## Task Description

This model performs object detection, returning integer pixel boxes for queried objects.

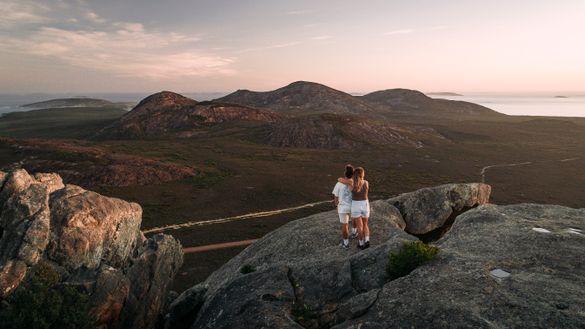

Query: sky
[0,0,584,94]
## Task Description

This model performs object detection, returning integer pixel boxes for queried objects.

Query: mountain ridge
[96,91,282,139]
[215,81,377,115]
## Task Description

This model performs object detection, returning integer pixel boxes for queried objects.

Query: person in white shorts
[350,167,371,250]
[332,165,354,249]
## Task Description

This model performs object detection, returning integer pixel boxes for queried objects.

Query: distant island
[22,97,134,110]
[554,95,569,98]
[426,92,464,96]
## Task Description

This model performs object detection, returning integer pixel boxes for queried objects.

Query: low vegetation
[0,262,95,329]
[291,303,320,327]
[387,240,440,280]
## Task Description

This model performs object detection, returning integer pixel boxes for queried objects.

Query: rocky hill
[165,183,585,329]
[22,98,119,109]
[92,85,503,147]
[265,113,446,149]
[361,89,502,118]
[0,169,183,329]
[97,91,282,139]
[215,81,376,115]
[216,82,502,119]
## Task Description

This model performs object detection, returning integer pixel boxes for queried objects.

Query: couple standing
[332,164,370,250]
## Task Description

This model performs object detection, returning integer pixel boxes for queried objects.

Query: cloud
[384,29,414,36]
[0,0,51,28]
[265,41,301,49]
[3,23,235,79]
[85,11,106,23]
[238,41,301,53]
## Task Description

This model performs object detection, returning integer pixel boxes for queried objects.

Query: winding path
[143,200,331,234]
[183,239,258,254]
[480,157,581,183]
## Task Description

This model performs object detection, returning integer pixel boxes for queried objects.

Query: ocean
[435,93,585,117]
[0,92,584,117]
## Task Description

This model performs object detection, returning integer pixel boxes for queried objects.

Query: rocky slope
[361,89,502,118]
[97,91,281,139]
[0,169,183,329]
[265,113,447,149]
[165,183,585,329]
[215,81,376,115]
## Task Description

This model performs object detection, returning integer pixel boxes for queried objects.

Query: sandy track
[183,239,258,254]
[480,157,581,183]
[143,200,331,234]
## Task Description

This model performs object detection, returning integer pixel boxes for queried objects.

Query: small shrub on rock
[240,264,256,274]
[291,303,319,326]
[0,262,95,329]
[387,240,439,280]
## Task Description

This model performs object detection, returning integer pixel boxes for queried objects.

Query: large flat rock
[335,204,585,328]
[167,190,585,328]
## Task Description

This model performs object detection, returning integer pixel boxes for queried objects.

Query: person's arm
[332,184,340,207]
[338,178,353,186]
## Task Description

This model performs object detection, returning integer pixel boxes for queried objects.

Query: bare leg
[354,217,364,243]
[363,217,370,242]
[342,223,349,239]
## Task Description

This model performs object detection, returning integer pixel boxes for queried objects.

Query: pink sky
[0,0,584,94]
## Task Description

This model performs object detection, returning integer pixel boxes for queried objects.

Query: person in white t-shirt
[332,164,354,249]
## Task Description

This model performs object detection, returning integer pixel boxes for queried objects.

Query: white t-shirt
[332,182,352,214]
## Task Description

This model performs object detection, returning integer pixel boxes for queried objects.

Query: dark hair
[345,164,354,178]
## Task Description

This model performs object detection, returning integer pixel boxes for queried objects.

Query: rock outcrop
[0,169,183,329]
[166,183,585,329]
[389,183,491,236]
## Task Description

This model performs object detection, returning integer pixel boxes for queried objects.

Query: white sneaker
[339,241,350,249]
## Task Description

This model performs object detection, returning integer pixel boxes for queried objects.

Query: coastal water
[437,94,585,117]
[0,92,584,117]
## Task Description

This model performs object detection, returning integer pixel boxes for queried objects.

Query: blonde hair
[352,167,365,192]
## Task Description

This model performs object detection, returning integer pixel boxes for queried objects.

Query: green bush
[0,262,95,329]
[240,264,256,274]
[386,240,440,280]
[291,303,319,324]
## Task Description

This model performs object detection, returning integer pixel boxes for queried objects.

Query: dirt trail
[143,200,331,234]
[480,157,581,183]
[183,239,257,254]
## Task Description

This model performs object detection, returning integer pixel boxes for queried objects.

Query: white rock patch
[490,269,511,280]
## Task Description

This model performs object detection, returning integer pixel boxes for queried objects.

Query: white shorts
[338,213,350,224]
[351,200,370,218]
